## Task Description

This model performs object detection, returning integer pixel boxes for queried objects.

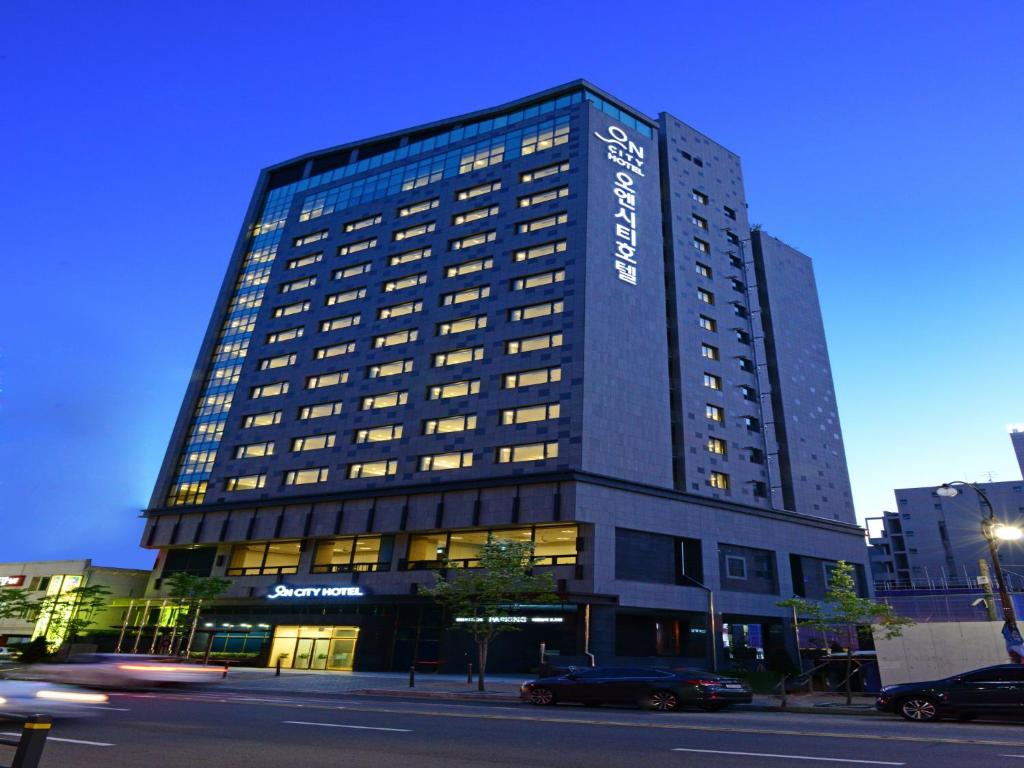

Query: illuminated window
[709,471,730,490]
[506,332,562,354]
[450,230,496,251]
[285,467,330,485]
[259,353,296,370]
[235,441,274,459]
[453,205,499,226]
[373,328,418,348]
[433,346,484,367]
[509,300,563,321]
[338,237,377,256]
[355,424,403,444]
[227,541,300,575]
[280,275,317,293]
[703,373,722,390]
[293,230,328,247]
[512,269,565,291]
[424,414,477,434]
[521,161,569,183]
[521,123,569,155]
[437,314,487,335]
[503,367,561,389]
[266,327,303,344]
[291,433,336,452]
[517,212,567,234]
[273,300,310,318]
[514,240,566,262]
[441,284,490,306]
[496,441,559,463]
[428,379,480,400]
[320,314,361,333]
[458,143,504,174]
[707,437,727,455]
[242,410,282,428]
[398,198,439,217]
[384,272,428,292]
[344,214,382,233]
[306,371,349,389]
[420,451,473,471]
[693,238,710,253]
[692,214,709,230]
[299,401,343,420]
[225,474,267,492]
[500,402,560,425]
[697,288,714,305]
[333,261,372,280]
[348,460,398,479]
[367,358,414,378]
[315,341,356,359]
[390,246,431,266]
[518,186,569,208]
[326,287,367,306]
[250,381,289,399]
[287,252,323,270]
[360,390,409,410]
[313,535,388,573]
[378,300,423,320]
[446,257,493,278]
[695,262,712,278]
[456,180,501,200]
[706,404,724,422]
[701,344,719,361]
[691,189,708,205]
[699,315,717,332]
[393,222,435,241]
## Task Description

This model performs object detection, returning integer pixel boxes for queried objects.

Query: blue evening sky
[1,1,1021,568]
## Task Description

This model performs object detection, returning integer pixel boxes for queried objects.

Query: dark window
[719,544,778,594]
[162,546,217,577]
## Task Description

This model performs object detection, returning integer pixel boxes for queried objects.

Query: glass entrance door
[269,625,359,671]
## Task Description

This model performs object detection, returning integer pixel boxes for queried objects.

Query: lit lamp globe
[935,484,959,498]
[994,525,1024,542]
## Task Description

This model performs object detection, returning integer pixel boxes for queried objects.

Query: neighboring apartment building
[140,81,866,672]
[0,560,149,648]
[868,429,1024,587]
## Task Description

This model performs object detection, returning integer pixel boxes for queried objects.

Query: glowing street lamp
[937,481,1022,659]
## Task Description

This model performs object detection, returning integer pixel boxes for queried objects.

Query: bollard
[276,657,282,677]
[409,665,415,688]
[466,662,473,685]
[222,663,229,679]
[11,714,51,768]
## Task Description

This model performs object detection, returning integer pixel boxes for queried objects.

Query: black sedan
[520,666,752,711]
[876,664,1024,721]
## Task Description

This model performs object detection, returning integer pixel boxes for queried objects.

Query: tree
[779,561,912,704]
[35,584,112,652]
[163,572,232,656]
[0,589,33,621]
[419,536,557,691]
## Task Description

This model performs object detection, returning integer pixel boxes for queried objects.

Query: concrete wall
[873,621,1007,686]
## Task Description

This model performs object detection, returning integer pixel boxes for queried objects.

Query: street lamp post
[936,481,1022,658]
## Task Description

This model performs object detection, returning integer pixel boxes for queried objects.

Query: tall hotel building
[143,81,866,671]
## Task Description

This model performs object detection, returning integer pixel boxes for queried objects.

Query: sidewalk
[218,668,882,714]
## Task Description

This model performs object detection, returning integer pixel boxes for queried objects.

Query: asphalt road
[7,690,1024,768]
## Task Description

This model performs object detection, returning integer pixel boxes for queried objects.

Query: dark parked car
[876,664,1024,721]
[520,666,752,711]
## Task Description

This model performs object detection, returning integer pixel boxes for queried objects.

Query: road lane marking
[284,720,411,733]
[672,748,903,765]
[1,732,113,747]
[92,706,131,711]
[107,692,1024,748]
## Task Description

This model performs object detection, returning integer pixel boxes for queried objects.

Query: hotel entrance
[268,626,359,671]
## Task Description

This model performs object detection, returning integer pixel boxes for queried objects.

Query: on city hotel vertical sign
[593,124,646,286]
